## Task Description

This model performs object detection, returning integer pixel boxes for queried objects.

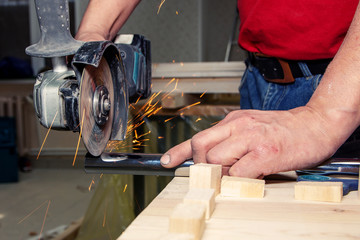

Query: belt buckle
[266,59,295,84]
[252,53,295,84]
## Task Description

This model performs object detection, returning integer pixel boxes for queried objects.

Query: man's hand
[160,106,344,178]
[75,32,107,42]
[75,0,140,42]
[160,2,360,178]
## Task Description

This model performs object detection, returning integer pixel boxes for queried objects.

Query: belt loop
[298,62,312,77]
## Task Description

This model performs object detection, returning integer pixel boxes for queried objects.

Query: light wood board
[118,177,360,240]
[151,62,245,94]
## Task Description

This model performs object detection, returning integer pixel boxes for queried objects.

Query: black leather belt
[248,52,332,84]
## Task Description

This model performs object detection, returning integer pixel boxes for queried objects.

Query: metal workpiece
[85,153,194,176]
[26,0,83,58]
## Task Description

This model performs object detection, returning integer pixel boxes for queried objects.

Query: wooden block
[295,181,343,203]
[169,203,206,240]
[189,163,221,195]
[183,188,215,219]
[220,176,265,198]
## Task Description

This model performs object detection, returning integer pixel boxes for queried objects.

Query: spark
[161,79,179,100]
[148,106,163,117]
[73,108,85,166]
[195,117,202,122]
[158,136,164,139]
[176,11,179,15]
[105,76,184,152]
[123,184,128,193]
[200,90,207,98]
[18,200,48,224]
[165,78,176,87]
[103,200,108,227]
[134,197,142,213]
[37,111,58,160]
[165,116,177,123]
[157,0,166,14]
[211,120,221,126]
[100,173,103,178]
[134,95,142,105]
[134,129,138,139]
[177,101,201,112]
[136,130,151,139]
[39,200,51,240]
[89,176,95,191]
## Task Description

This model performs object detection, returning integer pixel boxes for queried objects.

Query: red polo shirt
[238,0,358,60]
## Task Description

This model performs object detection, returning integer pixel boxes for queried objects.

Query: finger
[228,151,270,178]
[160,139,192,168]
[191,124,232,164]
[206,136,249,166]
[222,166,231,176]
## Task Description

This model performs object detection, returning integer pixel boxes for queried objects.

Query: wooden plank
[151,62,245,94]
[220,176,265,198]
[295,181,343,203]
[151,77,241,94]
[118,177,360,240]
[152,62,245,78]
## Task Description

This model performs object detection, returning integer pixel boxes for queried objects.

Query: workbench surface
[118,177,360,240]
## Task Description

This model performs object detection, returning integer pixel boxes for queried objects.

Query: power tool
[26,0,151,157]
[26,0,192,175]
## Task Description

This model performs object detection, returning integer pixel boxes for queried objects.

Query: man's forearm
[76,0,141,41]
[306,2,360,148]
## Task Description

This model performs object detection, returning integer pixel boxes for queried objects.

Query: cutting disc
[80,58,114,156]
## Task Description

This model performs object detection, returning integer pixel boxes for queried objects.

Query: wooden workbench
[118,176,360,240]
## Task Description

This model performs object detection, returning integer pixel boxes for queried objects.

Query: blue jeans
[239,61,323,110]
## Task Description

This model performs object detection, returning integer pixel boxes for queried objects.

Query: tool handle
[26,0,82,58]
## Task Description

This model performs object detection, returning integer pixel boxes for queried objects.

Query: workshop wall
[118,0,245,62]
[1,0,245,76]
[117,0,243,62]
